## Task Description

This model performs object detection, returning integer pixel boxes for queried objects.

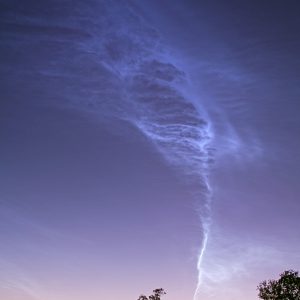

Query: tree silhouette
[137,288,166,300]
[257,270,300,299]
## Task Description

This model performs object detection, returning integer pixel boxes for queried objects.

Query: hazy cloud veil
[2,1,300,299]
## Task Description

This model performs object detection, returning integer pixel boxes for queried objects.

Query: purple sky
[1,1,300,299]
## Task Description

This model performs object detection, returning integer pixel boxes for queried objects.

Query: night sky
[1,1,300,300]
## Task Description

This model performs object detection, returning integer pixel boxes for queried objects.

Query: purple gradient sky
[1,1,300,300]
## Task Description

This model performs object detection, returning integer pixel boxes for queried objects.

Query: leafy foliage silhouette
[257,270,300,300]
[137,288,166,300]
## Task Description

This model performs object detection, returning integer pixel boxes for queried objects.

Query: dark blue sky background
[1,1,300,299]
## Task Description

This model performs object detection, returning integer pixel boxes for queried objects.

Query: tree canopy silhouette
[257,270,300,299]
[137,288,166,300]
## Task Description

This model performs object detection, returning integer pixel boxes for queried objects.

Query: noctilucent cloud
[1,1,300,299]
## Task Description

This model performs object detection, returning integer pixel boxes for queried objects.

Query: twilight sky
[1,1,300,300]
